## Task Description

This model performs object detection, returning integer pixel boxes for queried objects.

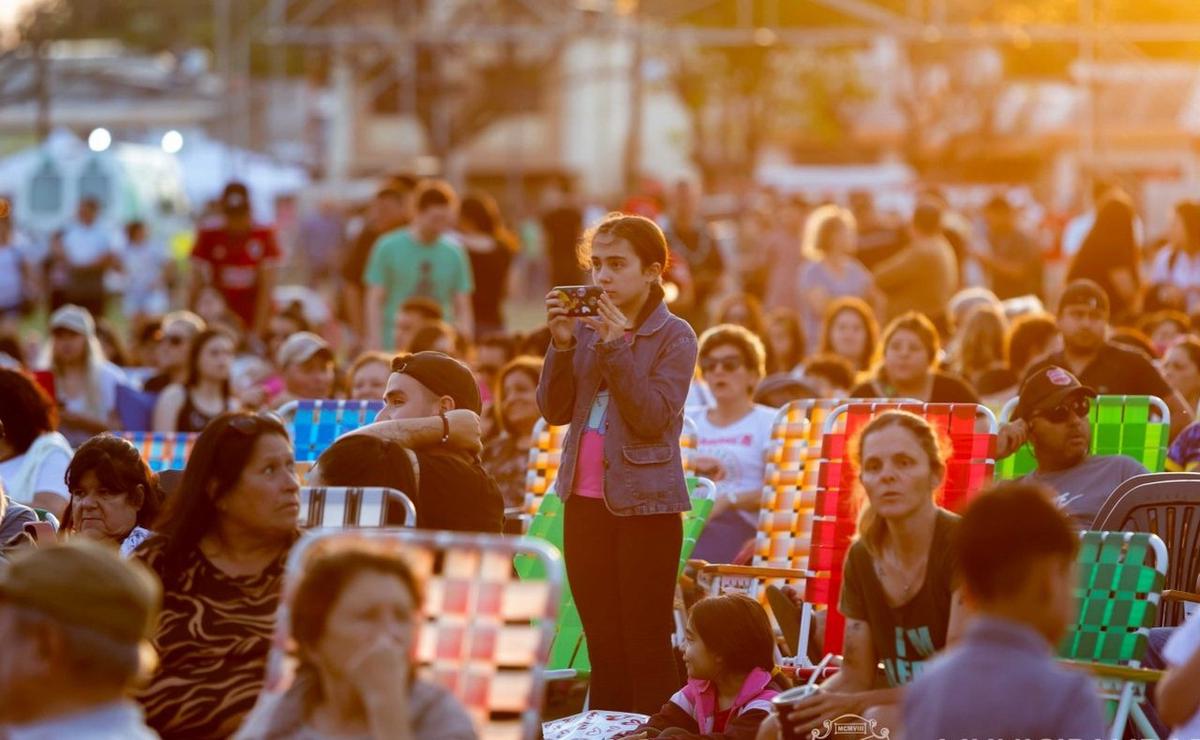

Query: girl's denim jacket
[536,295,698,516]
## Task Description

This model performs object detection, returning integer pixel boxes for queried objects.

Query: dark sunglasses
[700,356,746,374]
[162,334,188,346]
[1035,396,1091,424]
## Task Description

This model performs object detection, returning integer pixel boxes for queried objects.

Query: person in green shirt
[364,180,474,349]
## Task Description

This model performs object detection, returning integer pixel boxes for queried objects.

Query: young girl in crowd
[619,594,784,739]
[481,356,543,509]
[819,297,879,377]
[763,308,806,375]
[347,350,393,401]
[152,328,237,433]
[851,311,978,403]
[538,213,698,714]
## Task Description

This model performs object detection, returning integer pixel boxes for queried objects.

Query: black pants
[564,495,682,714]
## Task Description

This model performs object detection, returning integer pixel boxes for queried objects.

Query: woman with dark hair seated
[236,547,476,739]
[0,367,73,518]
[481,356,543,509]
[136,412,301,739]
[61,434,163,555]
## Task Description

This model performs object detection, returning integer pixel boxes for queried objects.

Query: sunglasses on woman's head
[1034,396,1091,424]
[700,356,745,374]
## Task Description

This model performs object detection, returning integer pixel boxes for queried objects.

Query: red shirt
[191,224,280,327]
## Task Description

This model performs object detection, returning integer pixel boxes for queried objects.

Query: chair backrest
[752,399,924,585]
[813,402,996,655]
[287,399,386,462]
[997,395,1170,479]
[1091,474,1200,626]
[523,419,568,519]
[267,529,562,740]
[1061,531,1166,667]
[298,486,417,528]
[119,431,199,472]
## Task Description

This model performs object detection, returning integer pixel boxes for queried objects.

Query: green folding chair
[997,395,1169,479]
[515,476,716,682]
[1060,530,1167,740]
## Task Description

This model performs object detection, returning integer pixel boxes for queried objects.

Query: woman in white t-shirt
[690,324,777,564]
[0,367,73,518]
[37,304,127,447]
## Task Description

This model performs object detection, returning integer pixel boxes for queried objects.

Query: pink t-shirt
[573,389,609,499]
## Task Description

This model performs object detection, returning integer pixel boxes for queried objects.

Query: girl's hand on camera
[545,290,575,349]
[583,292,628,344]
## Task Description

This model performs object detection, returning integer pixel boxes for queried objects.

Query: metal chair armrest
[1059,659,1164,684]
[1163,589,1200,604]
[698,563,815,580]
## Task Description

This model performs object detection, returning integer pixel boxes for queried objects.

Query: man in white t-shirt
[60,198,118,316]
[689,324,777,563]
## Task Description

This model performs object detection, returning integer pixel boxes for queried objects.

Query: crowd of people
[5,168,1200,739]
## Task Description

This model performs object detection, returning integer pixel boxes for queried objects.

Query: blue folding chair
[280,399,386,461]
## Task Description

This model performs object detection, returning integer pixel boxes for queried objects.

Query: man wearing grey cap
[271,331,336,408]
[0,539,161,738]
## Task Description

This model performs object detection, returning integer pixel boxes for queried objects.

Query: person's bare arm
[783,618,905,736]
[345,283,365,346]
[454,293,474,341]
[348,409,482,455]
[1167,391,1194,441]
[365,285,386,350]
[58,410,112,436]
[189,258,212,309]
[970,247,1026,280]
[31,492,67,520]
[254,264,277,337]
[152,385,186,432]
[1158,636,1200,726]
[944,588,971,646]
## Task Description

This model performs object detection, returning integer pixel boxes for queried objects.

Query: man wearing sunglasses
[1015,366,1148,528]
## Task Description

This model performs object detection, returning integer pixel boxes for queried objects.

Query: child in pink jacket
[618,594,786,739]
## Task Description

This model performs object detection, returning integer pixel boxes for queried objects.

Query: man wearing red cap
[1015,365,1148,528]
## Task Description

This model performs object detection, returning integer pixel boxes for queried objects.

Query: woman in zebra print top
[136,412,301,739]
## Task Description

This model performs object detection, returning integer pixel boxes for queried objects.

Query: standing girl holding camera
[538,213,699,714]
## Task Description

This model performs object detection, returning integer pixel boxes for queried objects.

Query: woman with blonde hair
[797,204,882,353]
[37,304,127,445]
[772,410,967,737]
